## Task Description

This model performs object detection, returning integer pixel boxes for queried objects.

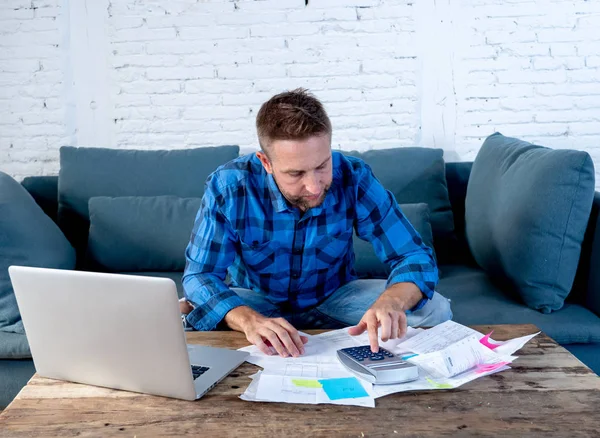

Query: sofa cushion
[58,145,239,266]
[0,359,36,409]
[21,175,59,223]
[444,162,476,266]
[87,196,201,272]
[0,172,76,337]
[344,148,455,262]
[438,264,600,345]
[353,203,435,278]
[465,132,595,313]
[0,331,30,359]
[563,344,600,376]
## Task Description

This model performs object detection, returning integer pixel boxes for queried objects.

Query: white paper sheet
[239,371,262,402]
[237,322,539,406]
[493,332,540,356]
[397,320,481,354]
[254,364,376,408]
[239,334,343,368]
[371,363,511,398]
[240,364,376,407]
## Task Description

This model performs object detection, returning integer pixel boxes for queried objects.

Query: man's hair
[256,88,332,155]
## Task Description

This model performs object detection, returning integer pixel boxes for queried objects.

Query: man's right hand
[224,306,308,358]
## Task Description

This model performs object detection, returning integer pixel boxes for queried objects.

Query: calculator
[336,345,419,385]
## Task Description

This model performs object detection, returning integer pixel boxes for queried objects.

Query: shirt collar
[266,173,291,213]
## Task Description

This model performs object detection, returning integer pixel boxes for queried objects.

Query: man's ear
[256,151,273,174]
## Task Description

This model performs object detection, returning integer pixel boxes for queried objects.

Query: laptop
[8,266,248,401]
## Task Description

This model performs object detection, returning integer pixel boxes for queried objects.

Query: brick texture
[455,0,600,174]
[1,0,599,189]
[0,0,67,178]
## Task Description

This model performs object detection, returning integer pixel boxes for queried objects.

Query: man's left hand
[347,283,423,353]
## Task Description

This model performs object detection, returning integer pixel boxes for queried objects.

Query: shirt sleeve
[354,164,439,311]
[182,178,245,331]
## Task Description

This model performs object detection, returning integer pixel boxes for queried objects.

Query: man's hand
[179,298,194,314]
[225,306,308,358]
[348,283,423,353]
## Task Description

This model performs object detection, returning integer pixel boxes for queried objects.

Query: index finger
[366,312,379,353]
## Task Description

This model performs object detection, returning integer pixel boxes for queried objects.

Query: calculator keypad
[341,345,396,362]
[337,345,419,384]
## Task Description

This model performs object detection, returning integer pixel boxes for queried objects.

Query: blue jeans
[231,279,453,330]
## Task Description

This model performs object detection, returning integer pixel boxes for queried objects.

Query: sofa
[1,132,598,409]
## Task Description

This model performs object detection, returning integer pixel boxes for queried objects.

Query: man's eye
[289,173,302,178]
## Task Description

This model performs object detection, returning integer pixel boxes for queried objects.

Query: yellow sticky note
[292,379,323,388]
[426,377,453,389]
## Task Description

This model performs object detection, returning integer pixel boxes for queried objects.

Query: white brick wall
[1,0,600,189]
[0,0,68,178]
[455,0,600,175]
[107,0,419,154]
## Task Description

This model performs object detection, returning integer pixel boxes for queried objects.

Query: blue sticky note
[318,377,369,400]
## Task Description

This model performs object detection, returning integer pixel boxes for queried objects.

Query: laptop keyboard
[191,365,210,380]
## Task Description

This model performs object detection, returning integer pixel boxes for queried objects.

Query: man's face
[256,134,333,212]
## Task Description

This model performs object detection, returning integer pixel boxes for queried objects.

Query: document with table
[238,321,539,407]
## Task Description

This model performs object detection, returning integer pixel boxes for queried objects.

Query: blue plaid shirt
[183,151,438,331]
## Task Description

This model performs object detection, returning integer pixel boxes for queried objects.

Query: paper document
[241,364,376,407]
[255,372,375,408]
[239,332,343,368]
[405,334,515,379]
[238,321,539,406]
[493,332,540,356]
[397,320,482,354]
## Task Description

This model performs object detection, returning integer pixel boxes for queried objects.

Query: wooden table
[1,324,599,437]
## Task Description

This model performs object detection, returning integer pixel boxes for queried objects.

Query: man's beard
[276,180,332,211]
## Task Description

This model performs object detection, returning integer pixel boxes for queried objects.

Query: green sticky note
[426,377,454,389]
[292,379,322,388]
[318,377,369,400]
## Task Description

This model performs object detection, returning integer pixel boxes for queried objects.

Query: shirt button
[291,273,300,279]
[293,248,302,254]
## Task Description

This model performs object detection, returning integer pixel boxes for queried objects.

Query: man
[181,88,452,358]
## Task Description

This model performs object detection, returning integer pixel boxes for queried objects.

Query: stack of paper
[238,332,380,407]
[238,321,539,407]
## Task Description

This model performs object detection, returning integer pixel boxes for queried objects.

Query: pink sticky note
[475,361,510,374]
[480,330,501,350]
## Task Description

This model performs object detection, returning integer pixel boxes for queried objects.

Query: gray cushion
[21,176,59,223]
[563,344,600,375]
[438,264,600,345]
[0,359,35,409]
[0,331,30,359]
[465,133,595,313]
[344,147,455,241]
[87,196,201,272]
[0,172,75,337]
[353,203,435,278]
[58,145,239,266]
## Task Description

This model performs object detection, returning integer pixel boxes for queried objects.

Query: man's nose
[304,173,321,194]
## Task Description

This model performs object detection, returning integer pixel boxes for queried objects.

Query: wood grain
[1,324,599,438]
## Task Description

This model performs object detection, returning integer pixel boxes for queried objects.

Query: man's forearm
[382,282,424,311]
[224,305,259,332]
[182,272,246,331]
